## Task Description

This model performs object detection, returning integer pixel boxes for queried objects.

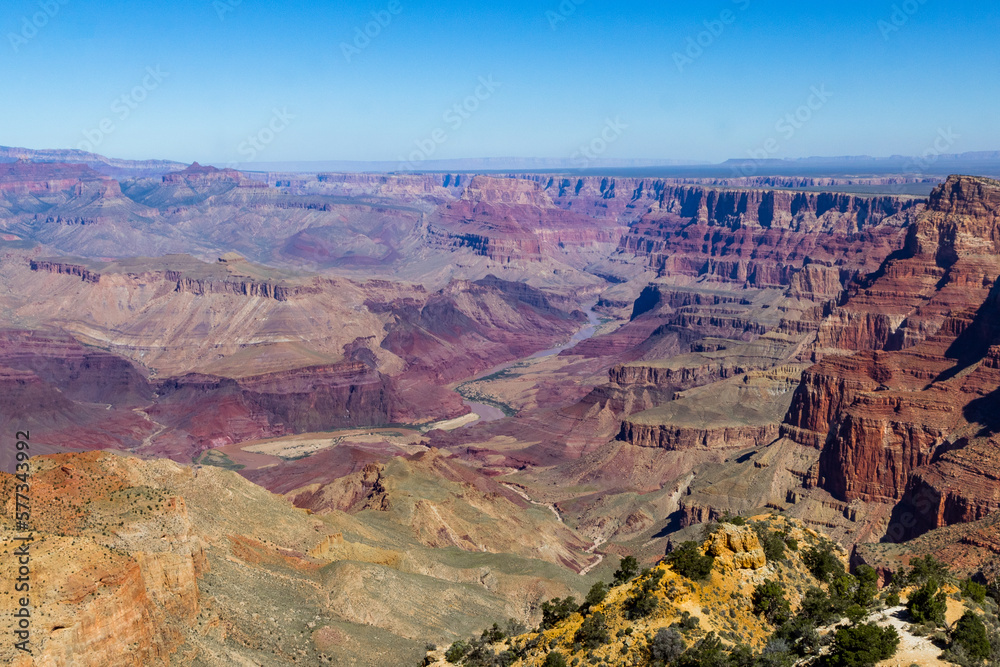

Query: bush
[773,617,821,657]
[613,555,639,585]
[625,569,665,619]
[542,651,568,667]
[884,590,901,607]
[853,565,879,608]
[951,611,991,662]
[573,611,610,650]
[961,578,988,605]
[584,581,608,610]
[649,627,685,665]
[907,579,947,626]
[753,524,786,562]
[803,542,844,583]
[541,597,579,629]
[825,623,899,667]
[672,611,701,633]
[800,587,836,625]
[753,580,791,625]
[905,554,948,586]
[445,640,469,662]
[675,632,729,667]
[481,623,505,643]
[665,541,715,581]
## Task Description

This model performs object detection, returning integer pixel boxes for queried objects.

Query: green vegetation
[752,522,787,563]
[664,541,715,581]
[583,581,608,610]
[752,580,791,626]
[947,611,991,664]
[648,627,685,666]
[823,623,899,667]
[540,597,579,630]
[573,611,610,650]
[624,569,664,620]
[906,578,947,626]
[613,555,639,585]
[802,541,844,583]
[961,578,988,605]
[542,651,568,667]
[194,449,245,471]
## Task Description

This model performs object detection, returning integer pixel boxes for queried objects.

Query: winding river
[460,305,601,425]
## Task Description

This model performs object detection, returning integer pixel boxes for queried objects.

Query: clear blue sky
[2,0,998,164]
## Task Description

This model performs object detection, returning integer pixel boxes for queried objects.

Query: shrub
[785,536,799,551]
[961,578,988,605]
[542,651,568,667]
[753,580,791,625]
[907,579,947,626]
[905,554,948,586]
[825,623,899,667]
[720,513,746,526]
[574,611,610,650]
[951,611,991,662]
[675,632,726,667]
[800,587,836,625]
[541,597,579,629]
[445,640,469,662]
[613,556,639,585]
[584,581,608,610]
[884,590,901,607]
[853,565,879,608]
[625,569,665,619]
[481,623,505,643]
[649,627,685,665]
[803,542,844,583]
[753,524,786,562]
[672,611,701,633]
[665,541,715,581]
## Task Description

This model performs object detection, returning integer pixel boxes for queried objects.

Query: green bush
[905,555,948,586]
[803,542,844,583]
[573,611,610,650]
[752,580,791,625]
[541,597,579,629]
[961,578,988,605]
[584,581,608,610]
[950,611,991,662]
[753,524,786,562]
[445,640,469,662]
[853,565,879,608]
[907,579,947,626]
[665,541,715,581]
[613,555,639,585]
[675,632,726,667]
[625,569,665,619]
[884,590,901,607]
[825,622,899,667]
[542,650,568,667]
[648,627,685,666]
[799,587,836,625]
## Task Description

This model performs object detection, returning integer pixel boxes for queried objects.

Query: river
[460,305,601,426]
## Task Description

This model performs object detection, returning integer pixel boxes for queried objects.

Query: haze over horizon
[3,0,999,167]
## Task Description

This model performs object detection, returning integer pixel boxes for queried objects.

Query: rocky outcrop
[782,176,1000,525]
[703,524,767,571]
[618,422,778,451]
[619,186,919,289]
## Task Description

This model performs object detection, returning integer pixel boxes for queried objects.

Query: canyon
[4,157,1000,665]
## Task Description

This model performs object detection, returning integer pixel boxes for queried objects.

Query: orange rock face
[783,176,1000,537]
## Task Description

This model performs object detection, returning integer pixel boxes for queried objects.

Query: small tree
[826,623,899,667]
[649,627,685,665]
[540,597,579,629]
[675,632,726,667]
[614,555,640,585]
[960,578,988,605]
[753,523,786,562]
[445,640,469,662]
[665,541,715,581]
[803,542,844,583]
[584,581,608,610]
[753,580,791,625]
[905,554,948,586]
[853,565,879,608]
[950,611,991,663]
[542,650,568,667]
[907,578,947,626]
[574,610,610,649]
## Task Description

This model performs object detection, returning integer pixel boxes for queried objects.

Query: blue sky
[2,0,998,164]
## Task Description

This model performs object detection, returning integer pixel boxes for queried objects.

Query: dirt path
[132,403,169,450]
[501,483,563,524]
[873,607,949,667]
